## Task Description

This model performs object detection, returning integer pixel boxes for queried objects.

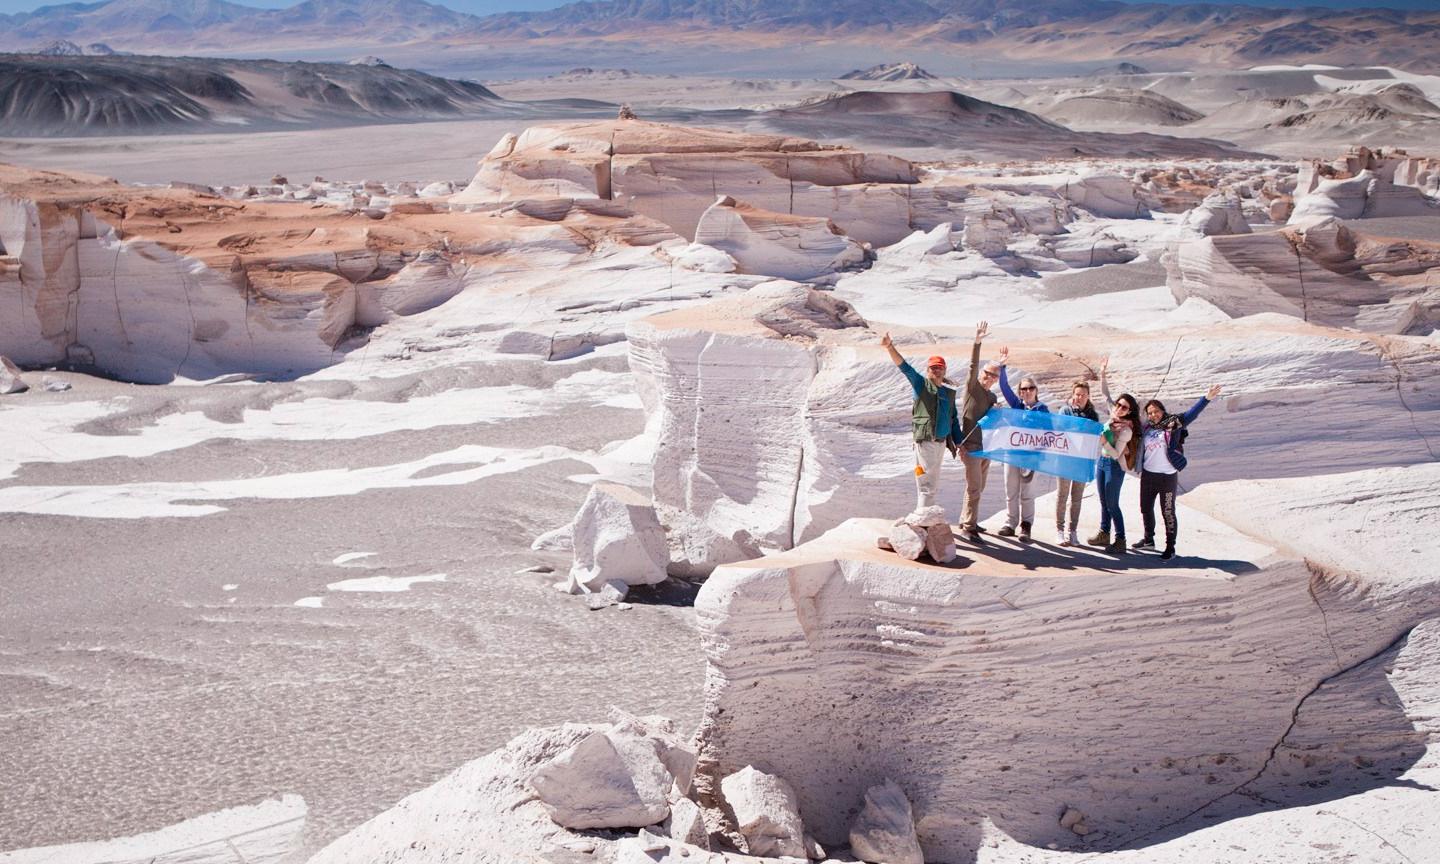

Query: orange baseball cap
[926,355,947,369]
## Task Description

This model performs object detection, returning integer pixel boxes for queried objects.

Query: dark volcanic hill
[0,53,506,136]
[752,90,1267,161]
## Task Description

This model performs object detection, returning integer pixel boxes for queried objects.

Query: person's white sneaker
[1067,528,1080,547]
[1057,527,1071,546]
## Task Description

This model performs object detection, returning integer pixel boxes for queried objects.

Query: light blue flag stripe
[975,408,1106,483]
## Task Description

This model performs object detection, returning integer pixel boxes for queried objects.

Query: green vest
[912,381,949,442]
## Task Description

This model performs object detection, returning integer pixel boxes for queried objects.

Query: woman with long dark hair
[1135,384,1223,559]
[1093,357,1142,554]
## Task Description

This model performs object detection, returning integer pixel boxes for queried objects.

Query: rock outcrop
[1166,217,1440,333]
[1290,146,1440,223]
[692,463,1440,860]
[0,164,682,383]
[452,119,952,246]
[631,279,1440,574]
[693,195,866,280]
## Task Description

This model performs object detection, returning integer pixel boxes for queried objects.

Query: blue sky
[2,0,1439,16]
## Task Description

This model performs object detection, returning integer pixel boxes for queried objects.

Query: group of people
[881,323,1222,560]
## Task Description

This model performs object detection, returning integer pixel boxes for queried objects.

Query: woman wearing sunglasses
[1093,356,1143,554]
[994,347,1048,542]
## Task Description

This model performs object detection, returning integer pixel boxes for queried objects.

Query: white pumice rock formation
[694,195,867,281]
[452,120,966,246]
[565,482,670,592]
[1290,147,1440,223]
[719,765,808,858]
[692,458,1440,861]
[848,779,924,864]
[1166,217,1440,333]
[0,164,729,383]
[630,283,1440,573]
[957,171,1147,220]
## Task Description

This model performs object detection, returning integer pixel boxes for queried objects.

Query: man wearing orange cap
[882,331,961,510]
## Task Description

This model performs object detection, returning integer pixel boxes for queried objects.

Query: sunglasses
[1018,385,1036,391]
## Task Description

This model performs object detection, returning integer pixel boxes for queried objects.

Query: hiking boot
[962,526,984,543]
[1019,521,1032,541]
[997,525,1016,537]
[1088,530,1110,547]
[1161,545,1176,561]
[1106,534,1127,555]
[1057,526,1070,546]
[1132,537,1155,549]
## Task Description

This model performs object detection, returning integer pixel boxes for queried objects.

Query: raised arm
[881,331,904,366]
[1178,384,1223,426]
[996,346,1022,408]
[968,321,988,381]
[883,331,924,393]
[1098,355,1116,410]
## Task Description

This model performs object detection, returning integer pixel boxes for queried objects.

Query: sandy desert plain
[3,12,1440,864]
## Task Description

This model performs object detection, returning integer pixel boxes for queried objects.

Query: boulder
[1179,191,1251,238]
[530,729,672,830]
[719,765,807,858]
[661,797,709,848]
[0,355,28,394]
[569,483,670,592]
[887,522,927,561]
[923,522,957,564]
[848,779,924,864]
[693,195,866,281]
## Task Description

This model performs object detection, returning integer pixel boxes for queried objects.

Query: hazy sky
[0,1,568,13]
[2,0,1439,16]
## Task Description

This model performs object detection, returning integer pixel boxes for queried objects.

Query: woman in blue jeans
[1091,356,1142,553]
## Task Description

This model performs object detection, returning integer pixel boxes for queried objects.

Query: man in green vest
[882,331,962,511]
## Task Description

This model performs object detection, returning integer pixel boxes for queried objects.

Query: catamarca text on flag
[974,408,1105,483]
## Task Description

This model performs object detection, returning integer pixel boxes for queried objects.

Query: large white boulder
[849,779,924,864]
[568,482,670,592]
[719,765,807,858]
[530,728,673,830]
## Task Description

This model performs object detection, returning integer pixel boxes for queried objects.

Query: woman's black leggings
[1140,470,1178,546]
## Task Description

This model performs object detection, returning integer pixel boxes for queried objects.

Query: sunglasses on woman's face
[1019,386,1036,391]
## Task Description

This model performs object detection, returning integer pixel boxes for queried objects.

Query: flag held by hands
[975,409,1104,483]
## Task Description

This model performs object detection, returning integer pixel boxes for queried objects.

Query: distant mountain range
[0,53,508,135]
[3,0,1440,71]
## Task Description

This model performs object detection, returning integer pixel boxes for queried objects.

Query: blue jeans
[1096,457,1126,536]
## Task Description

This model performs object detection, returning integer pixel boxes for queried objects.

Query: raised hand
[997,345,1010,366]
[1207,383,1224,400]
[881,331,893,349]
[975,320,989,342]
[1099,354,1109,374]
